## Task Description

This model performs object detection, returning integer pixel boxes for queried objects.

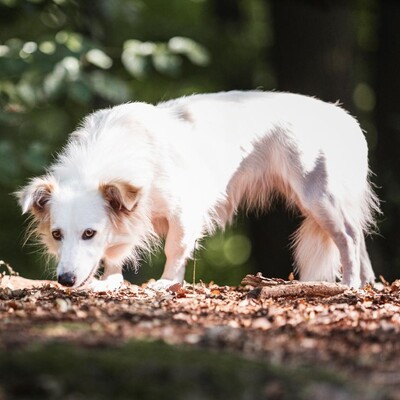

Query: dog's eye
[52,230,63,241]
[82,229,96,240]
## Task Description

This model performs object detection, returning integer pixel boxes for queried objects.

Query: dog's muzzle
[58,272,76,287]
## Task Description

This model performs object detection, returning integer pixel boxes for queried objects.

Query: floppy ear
[100,181,140,215]
[16,177,54,216]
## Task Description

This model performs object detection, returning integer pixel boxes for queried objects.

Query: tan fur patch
[100,181,140,222]
[30,182,54,217]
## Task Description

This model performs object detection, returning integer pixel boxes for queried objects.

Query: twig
[0,260,19,277]
[242,273,348,298]
[192,239,197,291]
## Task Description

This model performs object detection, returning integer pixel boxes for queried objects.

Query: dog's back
[160,91,373,217]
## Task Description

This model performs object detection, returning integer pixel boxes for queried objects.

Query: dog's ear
[100,181,140,215]
[16,177,54,216]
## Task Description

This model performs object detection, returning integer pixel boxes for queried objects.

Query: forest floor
[1,267,400,400]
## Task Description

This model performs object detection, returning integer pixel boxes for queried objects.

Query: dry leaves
[1,274,400,392]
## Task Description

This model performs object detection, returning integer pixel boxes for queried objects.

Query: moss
[0,340,379,400]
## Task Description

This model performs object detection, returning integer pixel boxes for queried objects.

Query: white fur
[17,91,380,290]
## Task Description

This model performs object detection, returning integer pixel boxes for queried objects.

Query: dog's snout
[58,272,76,287]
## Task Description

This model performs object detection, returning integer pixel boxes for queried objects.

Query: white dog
[17,91,380,291]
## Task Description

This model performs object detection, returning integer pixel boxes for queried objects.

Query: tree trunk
[248,0,357,279]
[271,0,356,109]
[375,0,400,282]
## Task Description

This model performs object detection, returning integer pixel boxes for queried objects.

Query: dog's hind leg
[290,148,370,288]
[294,193,363,287]
[292,215,341,283]
[359,233,375,286]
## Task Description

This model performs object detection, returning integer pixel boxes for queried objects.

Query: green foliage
[1,0,273,281]
[0,0,212,184]
[0,2,211,97]
[1,0,393,284]
[122,37,209,79]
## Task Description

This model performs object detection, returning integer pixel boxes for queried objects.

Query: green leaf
[87,71,131,103]
[122,40,154,79]
[43,63,67,99]
[152,46,182,76]
[85,49,113,70]
[168,36,210,66]
[43,56,80,99]
[16,80,38,107]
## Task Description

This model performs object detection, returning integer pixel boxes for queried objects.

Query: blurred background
[0,0,398,286]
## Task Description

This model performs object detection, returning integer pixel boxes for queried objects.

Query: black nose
[58,272,76,287]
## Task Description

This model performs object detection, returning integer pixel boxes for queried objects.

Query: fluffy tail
[292,216,341,282]
[360,174,381,235]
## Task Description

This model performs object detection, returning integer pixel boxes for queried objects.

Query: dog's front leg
[151,217,199,290]
[89,262,123,292]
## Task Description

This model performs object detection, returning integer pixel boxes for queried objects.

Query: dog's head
[17,177,139,288]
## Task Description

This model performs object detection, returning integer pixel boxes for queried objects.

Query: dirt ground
[1,269,400,399]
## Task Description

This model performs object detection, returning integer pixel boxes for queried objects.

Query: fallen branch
[0,275,56,290]
[241,273,348,298]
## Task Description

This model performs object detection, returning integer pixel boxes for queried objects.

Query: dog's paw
[89,274,123,292]
[361,274,376,288]
[147,278,179,292]
[341,276,362,289]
